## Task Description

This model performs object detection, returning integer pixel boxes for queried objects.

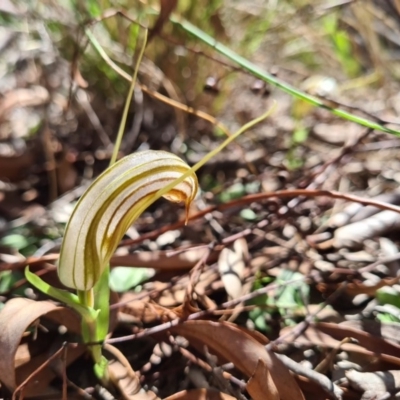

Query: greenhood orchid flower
[58,150,198,291]
[24,105,273,386]
[24,149,198,384]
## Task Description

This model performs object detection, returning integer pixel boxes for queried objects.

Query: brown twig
[275,353,343,400]
[13,342,71,400]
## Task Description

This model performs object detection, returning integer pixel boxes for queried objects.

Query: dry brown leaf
[164,388,237,400]
[247,359,279,400]
[172,320,305,400]
[0,298,82,397]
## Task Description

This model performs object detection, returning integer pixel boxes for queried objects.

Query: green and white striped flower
[58,150,198,290]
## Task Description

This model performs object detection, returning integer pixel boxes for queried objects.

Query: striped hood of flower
[58,150,198,290]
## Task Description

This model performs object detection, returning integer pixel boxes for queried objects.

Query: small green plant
[25,149,199,382]
[248,270,309,331]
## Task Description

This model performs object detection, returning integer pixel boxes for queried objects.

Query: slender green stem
[77,289,102,365]
[85,27,148,166]
[170,16,400,137]
[90,342,104,366]
[109,27,148,166]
